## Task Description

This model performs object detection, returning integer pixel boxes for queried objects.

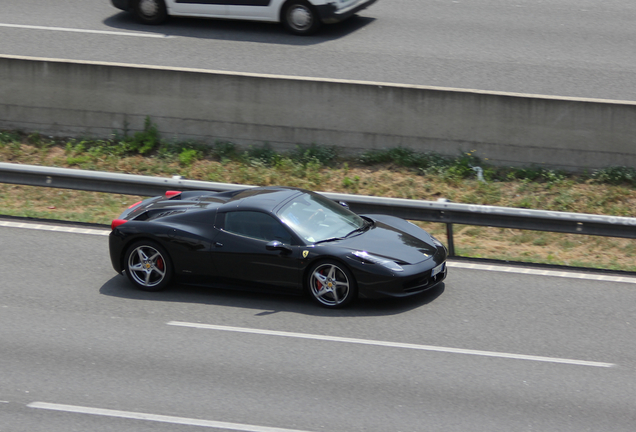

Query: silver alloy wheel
[287,4,313,32]
[127,244,166,288]
[138,0,159,18]
[309,263,351,307]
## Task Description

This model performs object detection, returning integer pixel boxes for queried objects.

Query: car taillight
[128,200,143,209]
[111,219,128,230]
[165,191,182,199]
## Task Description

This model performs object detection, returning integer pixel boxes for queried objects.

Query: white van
[111,0,377,35]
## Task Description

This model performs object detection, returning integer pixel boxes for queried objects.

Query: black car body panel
[109,186,447,301]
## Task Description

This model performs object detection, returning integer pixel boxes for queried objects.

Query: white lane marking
[447,261,636,284]
[28,402,311,432]
[0,23,171,38]
[0,220,109,236]
[167,321,615,368]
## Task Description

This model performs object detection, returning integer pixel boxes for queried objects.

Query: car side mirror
[266,240,292,253]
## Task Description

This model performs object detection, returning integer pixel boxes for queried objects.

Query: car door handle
[215,242,223,248]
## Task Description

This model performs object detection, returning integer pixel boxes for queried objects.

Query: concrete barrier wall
[2,55,635,171]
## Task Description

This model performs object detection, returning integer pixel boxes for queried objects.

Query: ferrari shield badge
[302,250,309,258]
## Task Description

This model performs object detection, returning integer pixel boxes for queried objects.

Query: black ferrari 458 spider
[109,186,447,308]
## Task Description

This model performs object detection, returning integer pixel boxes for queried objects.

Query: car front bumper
[316,0,378,24]
[351,247,448,299]
[358,263,447,299]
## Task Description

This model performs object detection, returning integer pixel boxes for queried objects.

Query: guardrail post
[446,223,455,257]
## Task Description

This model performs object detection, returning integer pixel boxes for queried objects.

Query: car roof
[215,186,305,213]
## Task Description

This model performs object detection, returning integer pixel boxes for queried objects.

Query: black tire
[306,260,357,308]
[124,240,173,291]
[134,0,168,25]
[282,1,321,35]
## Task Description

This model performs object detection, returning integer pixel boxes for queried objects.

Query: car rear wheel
[282,1,321,35]
[134,0,167,25]
[124,240,172,291]
[307,260,357,308]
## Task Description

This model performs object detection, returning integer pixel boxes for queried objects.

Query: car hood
[333,215,438,265]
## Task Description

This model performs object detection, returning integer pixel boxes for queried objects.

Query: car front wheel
[134,0,167,25]
[124,240,172,291]
[282,1,321,35]
[307,260,357,308]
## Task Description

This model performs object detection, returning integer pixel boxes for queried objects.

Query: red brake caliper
[316,269,323,289]
[156,258,164,271]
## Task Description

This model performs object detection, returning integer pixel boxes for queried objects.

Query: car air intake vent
[149,210,186,220]
[133,211,150,221]
[403,276,430,292]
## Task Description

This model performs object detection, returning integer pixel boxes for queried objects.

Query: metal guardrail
[1,162,636,256]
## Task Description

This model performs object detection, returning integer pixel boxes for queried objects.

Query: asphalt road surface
[1,0,636,101]
[1,221,635,431]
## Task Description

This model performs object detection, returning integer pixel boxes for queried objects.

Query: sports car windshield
[278,193,366,244]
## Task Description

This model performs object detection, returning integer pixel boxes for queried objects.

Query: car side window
[224,211,293,244]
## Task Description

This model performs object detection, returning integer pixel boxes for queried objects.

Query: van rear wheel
[134,0,167,25]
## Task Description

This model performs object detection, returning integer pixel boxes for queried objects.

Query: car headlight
[352,251,404,272]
